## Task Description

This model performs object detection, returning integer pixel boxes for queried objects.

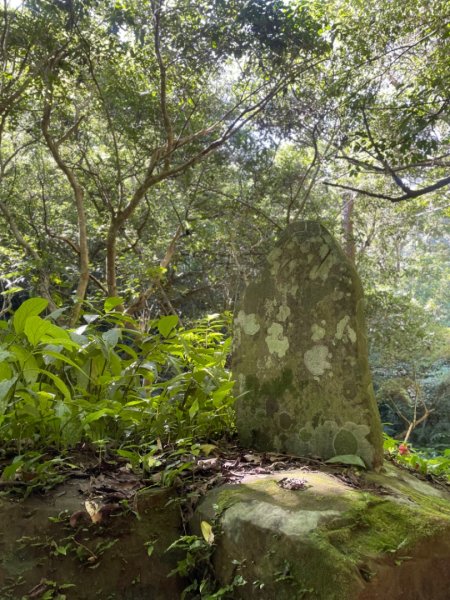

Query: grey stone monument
[232,221,383,469]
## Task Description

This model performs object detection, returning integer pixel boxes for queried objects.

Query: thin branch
[323,174,450,202]
[152,0,173,169]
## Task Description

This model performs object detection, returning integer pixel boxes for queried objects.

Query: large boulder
[233,221,383,468]
[193,464,450,600]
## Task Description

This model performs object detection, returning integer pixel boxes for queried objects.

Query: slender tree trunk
[72,189,90,325]
[106,218,122,298]
[342,193,356,262]
[42,101,90,325]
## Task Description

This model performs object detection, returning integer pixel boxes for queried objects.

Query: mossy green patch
[194,466,450,599]
[322,493,447,560]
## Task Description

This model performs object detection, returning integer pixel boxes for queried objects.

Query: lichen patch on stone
[336,316,350,340]
[236,310,260,336]
[276,304,291,322]
[311,323,326,341]
[265,323,289,358]
[304,345,331,376]
[347,326,356,343]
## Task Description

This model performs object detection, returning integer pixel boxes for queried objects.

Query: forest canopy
[0,0,447,323]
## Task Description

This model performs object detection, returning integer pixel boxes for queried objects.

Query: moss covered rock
[193,464,450,600]
[232,221,383,468]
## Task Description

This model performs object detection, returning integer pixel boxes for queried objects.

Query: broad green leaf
[104,297,123,312]
[84,408,115,423]
[1,286,23,296]
[326,454,366,468]
[102,328,120,349]
[43,337,79,350]
[199,444,217,456]
[38,368,71,400]
[2,459,24,480]
[189,399,199,419]
[24,316,72,347]
[24,316,53,346]
[13,297,48,334]
[109,350,123,376]
[157,315,178,338]
[117,343,138,360]
[146,456,162,469]
[200,521,214,545]
[43,350,87,376]
[0,377,16,414]
[10,345,39,383]
[116,449,140,462]
[0,361,12,379]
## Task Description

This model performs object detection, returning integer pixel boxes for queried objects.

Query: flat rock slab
[193,464,450,600]
[0,481,184,599]
[233,221,383,468]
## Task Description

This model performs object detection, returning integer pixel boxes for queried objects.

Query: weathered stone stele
[232,221,383,468]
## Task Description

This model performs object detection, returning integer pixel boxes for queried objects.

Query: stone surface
[193,464,450,600]
[0,481,185,599]
[233,221,383,468]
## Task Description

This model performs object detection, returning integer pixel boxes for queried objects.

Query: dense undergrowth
[0,298,235,487]
[0,297,449,492]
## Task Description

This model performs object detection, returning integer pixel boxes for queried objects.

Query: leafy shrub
[384,434,450,481]
[0,298,235,462]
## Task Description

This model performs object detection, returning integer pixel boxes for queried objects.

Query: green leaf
[188,399,199,419]
[0,357,12,379]
[104,297,123,312]
[84,408,115,423]
[13,297,48,334]
[200,520,214,545]
[25,316,72,347]
[102,328,120,349]
[326,454,367,468]
[10,344,39,383]
[2,458,24,480]
[145,456,162,469]
[47,307,68,321]
[43,350,87,377]
[199,444,217,456]
[157,315,178,338]
[38,369,71,400]
[24,316,53,346]
[0,377,16,415]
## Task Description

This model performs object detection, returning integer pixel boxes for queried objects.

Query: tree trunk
[42,102,90,325]
[342,193,356,263]
[106,219,121,298]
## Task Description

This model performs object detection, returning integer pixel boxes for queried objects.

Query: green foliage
[0,298,235,471]
[365,290,438,367]
[325,454,366,469]
[384,434,450,481]
[167,530,246,599]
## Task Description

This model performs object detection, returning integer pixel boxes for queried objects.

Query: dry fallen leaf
[243,453,260,464]
[69,510,88,528]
